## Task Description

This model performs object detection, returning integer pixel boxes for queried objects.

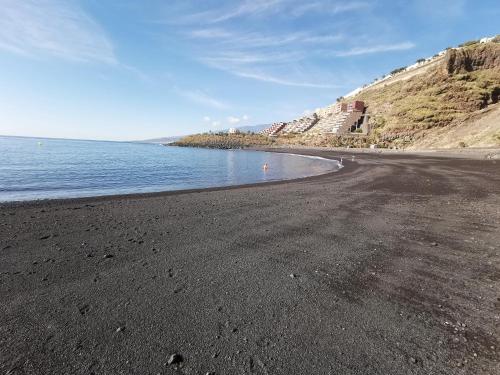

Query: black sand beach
[1,149,499,374]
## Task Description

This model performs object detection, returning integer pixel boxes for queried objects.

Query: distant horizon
[0,133,188,143]
[0,121,268,142]
[1,0,498,141]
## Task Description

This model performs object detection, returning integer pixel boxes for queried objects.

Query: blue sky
[0,0,498,141]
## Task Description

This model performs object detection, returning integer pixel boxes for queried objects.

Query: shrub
[416,58,426,63]
[390,67,406,75]
[459,40,479,47]
[493,35,500,43]
[458,141,467,148]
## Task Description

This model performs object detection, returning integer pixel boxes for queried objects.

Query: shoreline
[0,148,347,208]
[3,145,498,208]
[254,145,500,160]
[1,148,499,374]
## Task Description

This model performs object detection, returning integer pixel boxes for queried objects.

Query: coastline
[3,145,498,208]
[0,149,345,208]
[1,148,499,374]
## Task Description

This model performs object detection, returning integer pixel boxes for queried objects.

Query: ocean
[0,136,340,202]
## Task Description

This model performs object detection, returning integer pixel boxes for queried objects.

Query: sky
[0,0,498,141]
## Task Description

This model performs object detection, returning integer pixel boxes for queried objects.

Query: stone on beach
[167,353,183,365]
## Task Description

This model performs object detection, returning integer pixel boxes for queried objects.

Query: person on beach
[263,163,269,171]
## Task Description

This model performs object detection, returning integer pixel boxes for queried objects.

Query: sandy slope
[409,104,500,149]
[1,150,499,374]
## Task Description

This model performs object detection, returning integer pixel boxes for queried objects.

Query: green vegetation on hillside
[352,41,500,146]
[175,40,500,150]
[172,133,277,149]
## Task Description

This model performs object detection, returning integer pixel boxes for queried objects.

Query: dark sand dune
[1,150,499,374]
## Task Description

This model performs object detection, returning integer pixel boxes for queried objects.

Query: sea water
[0,136,340,202]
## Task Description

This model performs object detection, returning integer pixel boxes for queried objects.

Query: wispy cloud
[227,116,241,124]
[226,115,250,125]
[291,1,371,17]
[189,28,344,48]
[202,50,304,66]
[231,70,341,89]
[186,0,286,24]
[335,42,416,57]
[412,0,466,18]
[0,0,116,64]
[189,28,234,39]
[176,89,229,109]
[201,51,339,89]
[163,1,409,89]
[178,0,369,24]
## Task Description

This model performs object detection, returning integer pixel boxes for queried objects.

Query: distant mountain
[138,124,270,144]
[137,136,182,144]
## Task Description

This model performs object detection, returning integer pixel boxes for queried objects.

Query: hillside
[172,133,276,149]
[350,40,500,148]
[175,38,500,150]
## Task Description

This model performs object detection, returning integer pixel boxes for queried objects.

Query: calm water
[0,136,340,202]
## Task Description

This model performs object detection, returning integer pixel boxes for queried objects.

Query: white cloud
[211,121,221,127]
[335,42,416,57]
[190,28,343,49]
[204,0,285,23]
[176,89,229,109]
[227,116,241,124]
[291,1,370,17]
[242,115,249,121]
[189,28,234,39]
[231,70,340,89]
[182,0,367,24]
[303,109,312,116]
[203,116,211,122]
[166,1,405,90]
[0,0,116,64]
[413,0,466,18]
[202,50,304,66]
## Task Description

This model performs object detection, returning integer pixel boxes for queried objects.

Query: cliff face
[444,43,500,75]
[347,41,500,148]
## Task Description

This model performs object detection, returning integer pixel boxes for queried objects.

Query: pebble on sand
[167,353,183,365]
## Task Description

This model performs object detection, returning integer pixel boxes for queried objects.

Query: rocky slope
[176,38,500,150]
[348,39,500,148]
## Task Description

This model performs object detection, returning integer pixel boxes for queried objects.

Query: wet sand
[1,149,499,374]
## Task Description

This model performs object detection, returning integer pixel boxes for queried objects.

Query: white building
[228,128,238,134]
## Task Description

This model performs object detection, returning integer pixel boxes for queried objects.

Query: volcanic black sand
[1,149,499,375]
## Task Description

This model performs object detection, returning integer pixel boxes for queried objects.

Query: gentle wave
[0,136,340,202]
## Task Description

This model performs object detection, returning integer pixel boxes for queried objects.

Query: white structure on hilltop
[343,35,496,99]
[480,36,495,43]
[228,128,238,134]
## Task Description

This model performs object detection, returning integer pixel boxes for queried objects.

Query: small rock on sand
[167,353,183,365]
